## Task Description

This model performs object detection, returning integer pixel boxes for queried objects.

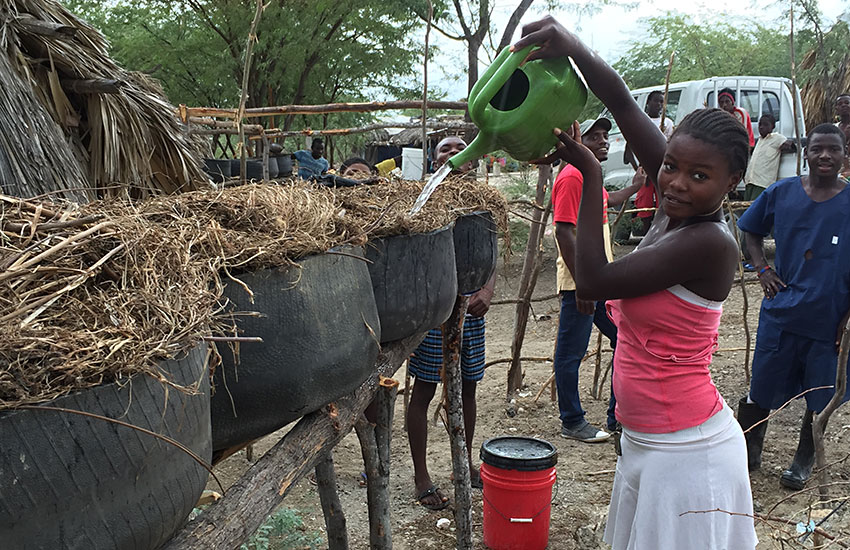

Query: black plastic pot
[0,346,211,550]
[453,211,499,294]
[203,158,231,183]
[366,225,458,343]
[211,247,381,451]
[274,155,293,177]
[230,159,264,180]
[256,157,279,179]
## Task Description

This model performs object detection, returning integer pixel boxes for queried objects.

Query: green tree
[612,13,813,90]
[64,1,422,111]
[64,0,426,158]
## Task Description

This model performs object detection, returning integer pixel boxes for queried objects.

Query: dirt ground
[210,232,850,549]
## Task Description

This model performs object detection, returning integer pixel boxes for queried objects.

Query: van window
[705,90,781,123]
[662,90,682,122]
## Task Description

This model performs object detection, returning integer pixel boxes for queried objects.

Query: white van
[600,76,808,192]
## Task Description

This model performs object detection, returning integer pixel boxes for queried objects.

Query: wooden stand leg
[442,295,473,549]
[163,334,425,550]
[355,376,399,550]
[315,451,349,550]
[507,165,553,397]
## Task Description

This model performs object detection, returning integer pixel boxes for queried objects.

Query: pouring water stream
[409,163,453,215]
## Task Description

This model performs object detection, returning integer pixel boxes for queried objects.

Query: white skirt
[603,403,758,550]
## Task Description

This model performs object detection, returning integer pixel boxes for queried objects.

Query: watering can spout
[446,134,493,172]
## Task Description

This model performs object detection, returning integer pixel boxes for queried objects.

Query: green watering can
[446,45,588,169]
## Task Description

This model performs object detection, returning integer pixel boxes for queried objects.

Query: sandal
[417,486,449,511]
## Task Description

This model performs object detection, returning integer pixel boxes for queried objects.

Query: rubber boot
[737,396,769,471]
[780,410,816,490]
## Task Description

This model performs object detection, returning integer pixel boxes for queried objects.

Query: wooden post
[162,333,426,550]
[725,201,752,385]
[442,294,472,549]
[789,5,803,176]
[590,332,604,398]
[354,376,399,550]
[261,133,270,181]
[237,0,263,185]
[507,164,552,396]
[813,317,850,503]
[421,0,433,180]
[314,452,349,550]
[60,78,125,94]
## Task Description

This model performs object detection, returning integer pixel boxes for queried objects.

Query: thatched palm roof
[0,0,207,201]
[800,22,850,132]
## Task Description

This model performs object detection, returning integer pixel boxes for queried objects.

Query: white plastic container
[401,147,426,181]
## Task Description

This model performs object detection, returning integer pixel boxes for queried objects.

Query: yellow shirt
[555,224,614,292]
[744,132,786,189]
[375,158,396,177]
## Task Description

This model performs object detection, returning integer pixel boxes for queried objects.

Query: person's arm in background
[739,187,785,300]
[467,274,496,317]
[607,167,647,208]
[780,138,796,153]
[376,156,403,177]
[744,232,786,300]
[554,222,594,314]
[552,160,595,315]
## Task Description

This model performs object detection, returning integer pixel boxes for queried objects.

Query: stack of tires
[209,213,499,453]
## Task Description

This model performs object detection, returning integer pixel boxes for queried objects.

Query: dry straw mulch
[0,178,507,408]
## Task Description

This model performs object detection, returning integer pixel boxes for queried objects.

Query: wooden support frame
[315,451,349,550]
[507,165,553,396]
[442,295,473,549]
[180,100,468,120]
[354,376,399,549]
[162,333,427,550]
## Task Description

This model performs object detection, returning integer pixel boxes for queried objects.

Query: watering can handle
[469,45,537,125]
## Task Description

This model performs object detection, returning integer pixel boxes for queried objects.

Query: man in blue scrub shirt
[736,123,850,491]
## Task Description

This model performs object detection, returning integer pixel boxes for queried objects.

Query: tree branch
[497,0,534,52]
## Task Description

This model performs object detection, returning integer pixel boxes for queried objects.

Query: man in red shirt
[553,117,644,441]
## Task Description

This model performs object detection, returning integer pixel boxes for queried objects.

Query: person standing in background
[718,88,755,148]
[293,139,329,180]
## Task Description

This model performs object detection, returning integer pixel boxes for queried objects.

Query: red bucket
[480,436,558,550]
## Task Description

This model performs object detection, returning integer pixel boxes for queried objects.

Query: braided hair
[671,108,750,175]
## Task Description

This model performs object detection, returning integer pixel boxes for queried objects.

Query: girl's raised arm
[512,16,667,180]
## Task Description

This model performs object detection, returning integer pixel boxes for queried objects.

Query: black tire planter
[453,211,499,294]
[211,247,381,451]
[203,158,231,183]
[229,159,264,180]
[366,224,458,343]
[0,345,211,550]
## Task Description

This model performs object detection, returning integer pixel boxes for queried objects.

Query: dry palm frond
[0,0,208,201]
[799,22,850,131]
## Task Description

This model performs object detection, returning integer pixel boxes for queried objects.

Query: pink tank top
[607,285,724,433]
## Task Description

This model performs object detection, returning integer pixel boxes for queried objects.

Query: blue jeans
[554,291,618,430]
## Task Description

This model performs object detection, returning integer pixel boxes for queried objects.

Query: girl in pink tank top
[514,17,757,549]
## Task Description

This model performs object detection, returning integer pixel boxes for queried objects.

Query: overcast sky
[426,0,849,100]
